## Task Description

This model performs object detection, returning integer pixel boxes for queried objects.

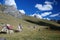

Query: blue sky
[0,0,60,20]
[15,0,41,15]
[15,0,60,15]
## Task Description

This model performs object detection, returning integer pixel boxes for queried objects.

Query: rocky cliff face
[0,4,22,18]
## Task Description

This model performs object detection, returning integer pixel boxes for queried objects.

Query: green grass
[0,29,60,40]
[0,11,60,40]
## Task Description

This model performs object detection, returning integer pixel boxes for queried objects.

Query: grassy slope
[0,13,60,40]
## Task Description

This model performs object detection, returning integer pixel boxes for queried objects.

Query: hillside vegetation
[0,6,60,40]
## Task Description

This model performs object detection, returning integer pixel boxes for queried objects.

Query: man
[6,24,14,34]
[1,24,7,32]
[17,24,23,32]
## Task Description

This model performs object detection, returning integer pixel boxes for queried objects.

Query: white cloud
[50,14,59,17]
[41,12,52,17]
[35,1,53,11]
[45,1,53,5]
[46,18,51,20]
[43,18,50,20]
[5,0,17,8]
[30,12,52,20]
[19,10,25,15]
[30,12,52,19]
[30,13,42,19]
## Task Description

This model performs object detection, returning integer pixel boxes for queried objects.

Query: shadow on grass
[0,31,7,34]
[24,19,60,31]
